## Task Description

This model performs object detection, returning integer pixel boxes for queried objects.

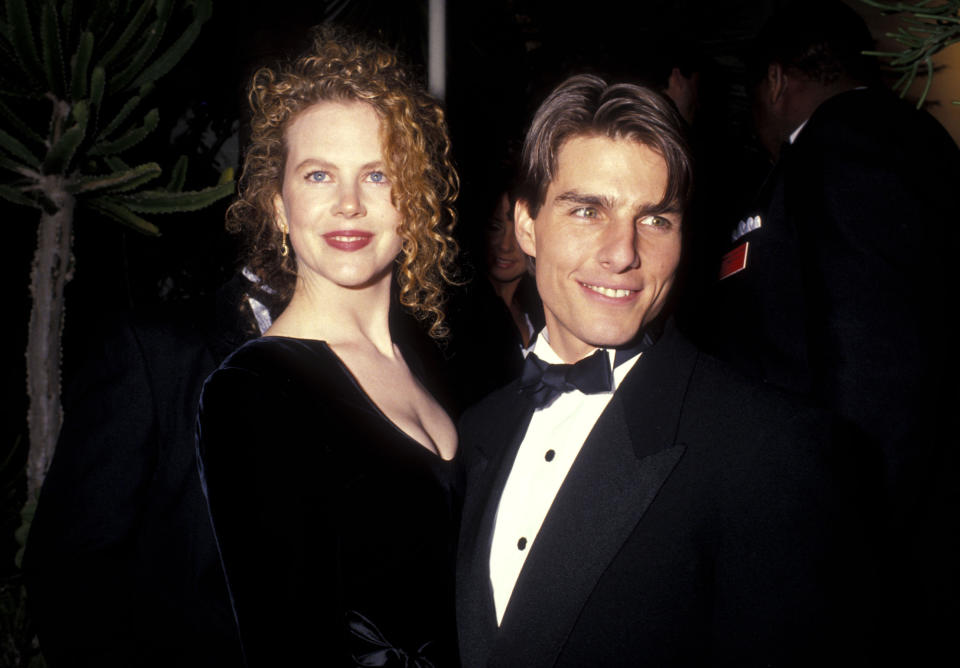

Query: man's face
[515,135,682,363]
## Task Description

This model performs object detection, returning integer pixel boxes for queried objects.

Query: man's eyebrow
[553,191,616,209]
[553,190,681,217]
[638,200,683,217]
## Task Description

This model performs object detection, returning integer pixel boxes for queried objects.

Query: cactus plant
[861,0,960,107]
[0,0,234,506]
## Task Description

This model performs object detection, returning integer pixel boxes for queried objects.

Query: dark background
[0,0,889,573]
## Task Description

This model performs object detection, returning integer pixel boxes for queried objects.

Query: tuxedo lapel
[456,387,536,668]
[488,324,698,667]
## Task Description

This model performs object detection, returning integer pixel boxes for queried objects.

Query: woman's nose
[334,183,365,218]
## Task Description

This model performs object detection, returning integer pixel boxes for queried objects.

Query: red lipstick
[323,230,373,251]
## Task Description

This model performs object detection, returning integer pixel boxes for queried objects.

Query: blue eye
[367,171,388,184]
[306,171,328,183]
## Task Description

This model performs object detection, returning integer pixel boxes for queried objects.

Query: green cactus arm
[86,196,161,236]
[42,122,85,173]
[88,64,105,133]
[155,0,173,20]
[100,0,154,70]
[68,162,162,195]
[42,100,88,174]
[130,0,212,89]
[166,155,188,191]
[0,153,28,175]
[90,107,158,155]
[89,64,105,107]
[130,19,200,89]
[59,0,73,36]
[0,182,36,208]
[4,0,43,82]
[71,97,89,125]
[0,97,44,145]
[85,0,124,39]
[104,156,130,172]
[0,60,41,99]
[113,7,172,92]
[195,0,213,22]
[96,94,142,141]
[40,2,65,97]
[70,31,93,99]
[0,126,40,167]
[118,181,235,214]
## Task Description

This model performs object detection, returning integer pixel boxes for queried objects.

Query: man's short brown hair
[517,74,693,219]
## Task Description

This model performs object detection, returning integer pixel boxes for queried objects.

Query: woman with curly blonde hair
[196,27,461,666]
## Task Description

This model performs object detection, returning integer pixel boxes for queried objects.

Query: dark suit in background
[689,5,960,658]
[457,322,864,667]
[709,85,959,502]
[704,85,960,662]
[23,275,271,666]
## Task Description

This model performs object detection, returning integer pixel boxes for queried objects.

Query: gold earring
[280,224,289,257]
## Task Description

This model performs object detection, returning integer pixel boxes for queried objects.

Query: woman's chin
[488,266,525,285]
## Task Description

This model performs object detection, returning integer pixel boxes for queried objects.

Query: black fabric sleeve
[197,363,344,666]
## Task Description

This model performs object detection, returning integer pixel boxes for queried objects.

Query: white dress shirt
[489,332,640,624]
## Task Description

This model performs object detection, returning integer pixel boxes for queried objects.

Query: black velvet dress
[197,336,460,667]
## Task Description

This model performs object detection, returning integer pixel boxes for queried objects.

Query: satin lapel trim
[490,396,686,667]
[457,389,535,668]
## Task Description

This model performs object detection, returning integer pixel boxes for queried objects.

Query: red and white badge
[719,241,749,280]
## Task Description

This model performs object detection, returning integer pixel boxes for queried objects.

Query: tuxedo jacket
[23,278,263,667]
[702,88,959,511]
[699,89,960,660]
[456,323,866,667]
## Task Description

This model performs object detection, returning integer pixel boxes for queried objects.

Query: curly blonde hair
[227,26,459,338]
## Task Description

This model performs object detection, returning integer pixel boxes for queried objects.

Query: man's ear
[272,192,288,232]
[514,199,537,258]
[767,62,788,105]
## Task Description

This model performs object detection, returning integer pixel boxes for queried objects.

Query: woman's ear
[514,199,537,258]
[273,193,288,233]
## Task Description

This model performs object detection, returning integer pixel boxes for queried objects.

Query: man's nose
[597,218,640,272]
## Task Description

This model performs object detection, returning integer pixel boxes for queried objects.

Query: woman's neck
[265,276,395,355]
[488,274,532,347]
[488,274,521,306]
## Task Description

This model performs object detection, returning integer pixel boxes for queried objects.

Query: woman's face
[273,101,402,295]
[485,193,527,284]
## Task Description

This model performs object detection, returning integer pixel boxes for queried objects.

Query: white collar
[788,119,809,145]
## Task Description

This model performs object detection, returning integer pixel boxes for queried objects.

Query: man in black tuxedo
[456,74,865,667]
[22,272,277,666]
[701,2,959,660]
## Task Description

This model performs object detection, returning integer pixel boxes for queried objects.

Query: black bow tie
[518,327,662,409]
[519,349,613,409]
